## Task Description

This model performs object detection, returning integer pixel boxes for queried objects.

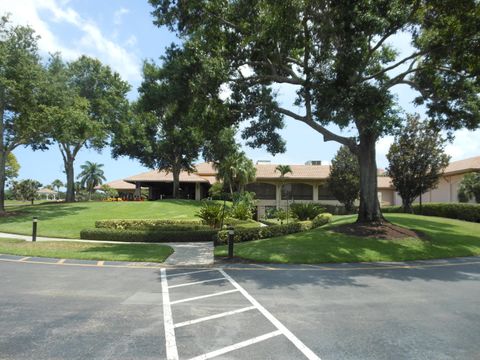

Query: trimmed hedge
[80,228,217,243]
[95,219,204,231]
[217,221,312,244]
[382,203,480,223]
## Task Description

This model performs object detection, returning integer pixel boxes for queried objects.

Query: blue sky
[4,0,480,188]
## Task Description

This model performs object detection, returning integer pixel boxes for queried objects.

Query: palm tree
[77,161,106,200]
[275,165,293,178]
[276,165,293,222]
[51,179,63,192]
[216,152,256,195]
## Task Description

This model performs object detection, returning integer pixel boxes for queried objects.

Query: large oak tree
[0,17,48,213]
[150,0,480,223]
[42,54,130,202]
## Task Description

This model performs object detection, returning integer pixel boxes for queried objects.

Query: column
[195,182,201,201]
[276,184,282,209]
[313,184,319,203]
[134,182,141,199]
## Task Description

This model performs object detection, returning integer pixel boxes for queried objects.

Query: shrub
[95,219,203,231]
[312,213,333,228]
[382,203,480,223]
[216,221,311,244]
[290,203,325,220]
[80,228,217,242]
[196,202,229,228]
[230,202,254,220]
[231,191,257,220]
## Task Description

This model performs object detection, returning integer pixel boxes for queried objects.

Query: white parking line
[168,277,226,289]
[18,257,31,261]
[219,269,321,360]
[160,268,179,360]
[167,269,214,278]
[170,289,239,305]
[174,306,257,329]
[188,330,282,360]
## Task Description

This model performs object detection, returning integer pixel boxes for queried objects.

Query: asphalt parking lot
[1,256,480,359]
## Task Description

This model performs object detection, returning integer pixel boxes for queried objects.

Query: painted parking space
[161,267,321,360]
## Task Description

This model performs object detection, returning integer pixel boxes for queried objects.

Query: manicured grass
[215,214,480,264]
[0,238,174,263]
[0,200,208,239]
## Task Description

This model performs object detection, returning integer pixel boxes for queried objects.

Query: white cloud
[114,8,129,26]
[2,0,141,83]
[445,129,480,161]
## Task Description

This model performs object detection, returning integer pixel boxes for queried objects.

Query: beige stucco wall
[387,173,474,206]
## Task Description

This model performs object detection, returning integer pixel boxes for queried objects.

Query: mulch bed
[332,222,422,240]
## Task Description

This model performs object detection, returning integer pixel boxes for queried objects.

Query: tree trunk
[64,157,75,202]
[0,150,6,214]
[402,200,413,214]
[172,167,181,199]
[357,134,383,223]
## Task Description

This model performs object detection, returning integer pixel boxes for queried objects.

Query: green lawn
[215,214,480,263]
[0,200,207,238]
[0,238,173,262]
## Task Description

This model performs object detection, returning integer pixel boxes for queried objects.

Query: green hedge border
[382,203,480,223]
[80,228,217,243]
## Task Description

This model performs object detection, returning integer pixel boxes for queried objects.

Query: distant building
[100,155,480,217]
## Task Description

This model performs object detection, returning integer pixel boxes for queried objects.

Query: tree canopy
[386,115,450,212]
[0,16,48,212]
[149,0,480,223]
[77,161,106,200]
[41,54,130,202]
[327,146,360,213]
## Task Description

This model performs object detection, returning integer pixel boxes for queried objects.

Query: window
[282,183,313,200]
[318,184,336,200]
[245,183,276,200]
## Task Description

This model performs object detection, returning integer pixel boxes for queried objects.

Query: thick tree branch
[274,105,357,148]
[362,51,424,81]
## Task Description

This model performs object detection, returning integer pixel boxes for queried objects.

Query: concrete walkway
[0,232,214,266]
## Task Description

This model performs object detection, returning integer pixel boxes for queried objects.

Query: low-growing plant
[216,221,313,244]
[95,219,202,230]
[196,202,229,228]
[230,191,257,220]
[312,213,333,228]
[290,203,325,221]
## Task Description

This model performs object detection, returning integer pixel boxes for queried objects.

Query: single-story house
[38,188,58,200]
[100,155,480,217]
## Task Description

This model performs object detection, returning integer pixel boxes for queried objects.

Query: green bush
[81,228,217,242]
[382,203,480,223]
[216,221,312,244]
[196,202,229,228]
[312,213,333,228]
[290,203,325,220]
[95,219,204,231]
[231,192,257,220]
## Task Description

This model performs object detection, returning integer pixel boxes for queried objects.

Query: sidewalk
[0,232,214,266]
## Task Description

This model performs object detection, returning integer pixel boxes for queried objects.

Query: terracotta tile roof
[124,170,209,183]
[444,155,480,175]
[255,164,331,179]
[195,162,216,175]
[38,188,58,194]
[377,176,394,189]
[96,179,136,190]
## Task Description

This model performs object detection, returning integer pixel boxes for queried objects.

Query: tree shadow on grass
[75,243,174,262]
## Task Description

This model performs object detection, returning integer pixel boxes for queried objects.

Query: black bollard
[32,217,38,242]
[228,226,234,259]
